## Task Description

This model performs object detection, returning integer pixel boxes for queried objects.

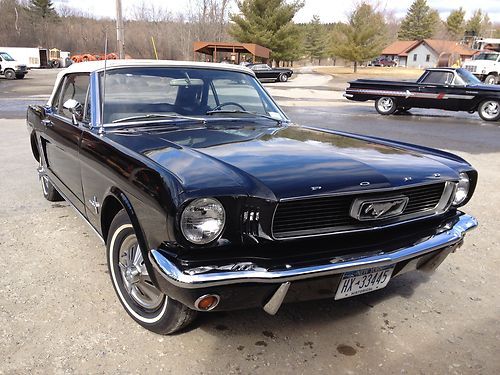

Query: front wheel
[278,73,288,82]
[478,99,500,121]
[107,210,197,334]
[375,97,397,115]
[4,69,15,80]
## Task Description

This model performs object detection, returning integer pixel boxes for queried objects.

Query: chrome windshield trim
[149,213,477,289]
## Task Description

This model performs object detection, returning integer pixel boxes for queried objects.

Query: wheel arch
[100,187,160,285]
[30,131,40,162]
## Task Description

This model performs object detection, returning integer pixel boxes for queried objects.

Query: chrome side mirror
[63,99,83,125]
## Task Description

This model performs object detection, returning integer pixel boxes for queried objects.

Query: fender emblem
[88,195,100,214]
[310,186,322,191]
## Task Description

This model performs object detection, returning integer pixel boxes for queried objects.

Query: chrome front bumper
[150,214,477,289]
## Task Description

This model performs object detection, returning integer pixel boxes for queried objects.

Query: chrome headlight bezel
[452,173,470,206]
[180,198,226,245]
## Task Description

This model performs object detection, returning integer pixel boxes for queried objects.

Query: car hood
[108,124,460,200]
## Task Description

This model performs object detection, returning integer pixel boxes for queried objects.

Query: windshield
[456,68,482,85]
[0,52,15,61]
[473,52,500,61]
[99,67,286,125]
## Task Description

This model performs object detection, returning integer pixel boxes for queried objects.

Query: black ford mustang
[344,67,500,121]
[27,60,477,334]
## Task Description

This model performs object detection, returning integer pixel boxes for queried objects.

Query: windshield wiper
[205,109,284,125]
[112,113,206,124]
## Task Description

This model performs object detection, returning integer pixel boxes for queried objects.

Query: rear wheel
[38,156,63,202]
[4,69,15,80]
[107,210,197,334]
[375,97,397,115]
[484,74,498,85]
[478,99,500,121]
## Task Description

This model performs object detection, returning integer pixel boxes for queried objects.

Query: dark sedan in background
[247,63,293,82]
[344,67,500,121]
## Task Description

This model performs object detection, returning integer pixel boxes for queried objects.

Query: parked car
[247,63,293,82]
[27,60,477,334]
[344,67,500,121]
[463,51,500,85]
[0,51,28,79]
[369,58,397,67]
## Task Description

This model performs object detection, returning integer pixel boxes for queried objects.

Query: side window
[421,71,454,85]
[426,54,430,62]
[58,74,90,121]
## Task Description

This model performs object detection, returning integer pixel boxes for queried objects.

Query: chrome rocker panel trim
[149,213,477,289]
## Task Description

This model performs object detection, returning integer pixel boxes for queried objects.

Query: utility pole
[116,0,125,59]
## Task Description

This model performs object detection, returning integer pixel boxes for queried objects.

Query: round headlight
[180,198,225,244]
[453,173,470,206]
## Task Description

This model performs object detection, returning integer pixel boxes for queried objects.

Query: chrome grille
[272,182,447,239]
[465,65,476,73]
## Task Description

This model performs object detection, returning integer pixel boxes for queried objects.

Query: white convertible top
[48,59,254,105]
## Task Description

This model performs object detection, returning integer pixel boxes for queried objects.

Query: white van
[0,51,28,79]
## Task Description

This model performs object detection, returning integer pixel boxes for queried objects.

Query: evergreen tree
[305,15,328,64]
[398,0,439,40]
[465,9,490,37]
[230,0,304,65]
[332,3,386,72]
[29,0,57,19]
[446,8,465,40]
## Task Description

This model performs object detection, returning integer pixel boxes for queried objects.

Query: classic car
[247,63,293,82]
[27,60,477,334]
[344,67,500,121]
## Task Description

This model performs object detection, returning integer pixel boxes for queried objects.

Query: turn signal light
[194,294,220,311]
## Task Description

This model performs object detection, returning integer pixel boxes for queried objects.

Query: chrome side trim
[263,282,290,315]
[149,214,477,289]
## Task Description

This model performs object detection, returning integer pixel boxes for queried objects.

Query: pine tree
[398,0,439,40]
[305,15,328,64]
[332,3,387,72]
[29,0,57,19]
[446,8,465,40]
[230,0,304,65]
[465,9,490,37]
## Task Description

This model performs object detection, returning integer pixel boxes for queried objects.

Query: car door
[417,70,460,110]
[40,73,90,212]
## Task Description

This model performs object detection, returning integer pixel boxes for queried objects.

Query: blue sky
[54,0,500,24]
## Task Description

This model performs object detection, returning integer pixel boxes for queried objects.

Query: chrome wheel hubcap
[118,236,163,310]
[482,101,499,119]
[379,98,394,112]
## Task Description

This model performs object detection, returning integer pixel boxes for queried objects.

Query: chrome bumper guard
[150,214,477,290]
[343,92,353,98]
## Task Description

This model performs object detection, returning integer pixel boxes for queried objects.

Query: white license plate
[334,265,395,300]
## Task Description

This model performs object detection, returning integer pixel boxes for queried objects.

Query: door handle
[41,119,53,127]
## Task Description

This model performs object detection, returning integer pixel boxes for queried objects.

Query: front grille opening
[273,182,446,239]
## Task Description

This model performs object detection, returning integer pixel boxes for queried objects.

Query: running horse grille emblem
[350,196,409,221]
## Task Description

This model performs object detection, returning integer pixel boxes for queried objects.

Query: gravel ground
[0,68,499,374]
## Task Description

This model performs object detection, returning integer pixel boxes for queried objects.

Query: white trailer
[0,47,49,69]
